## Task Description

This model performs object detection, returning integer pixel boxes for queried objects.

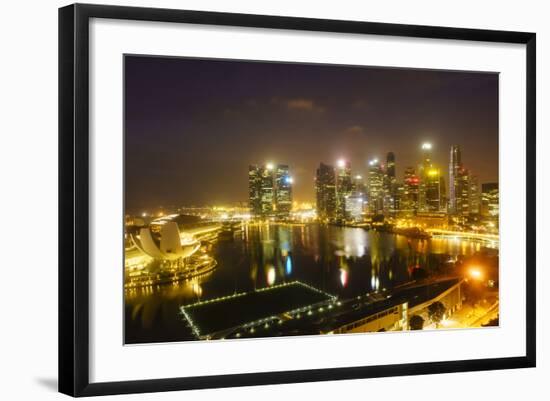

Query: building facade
[335,160,352,221]
[315,162,337,221]
[249,163,292,218]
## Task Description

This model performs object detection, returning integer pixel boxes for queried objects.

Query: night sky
[125,55,498,212]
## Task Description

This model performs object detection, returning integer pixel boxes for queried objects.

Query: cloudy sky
[125,55,498,211]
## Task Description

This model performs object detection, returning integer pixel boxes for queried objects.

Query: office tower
[403,166,419,214]
[456,168,470,216]
[260,164,275,216]
[275,164,292,217]
[386,152,396,179]
[249,163,292,218]
[469,175,480,215]
[352,174,366,195]
[384,152,397,213]
[418,142,433,211]
[335,160,352,221]
[481,183,499,217]
[345,192,364,221]
[368,158,384,214]
[315,163,337,221]
[439,175,447,213]
[425,167,442,212]
[248,165,262,216]
[449,145,462,214]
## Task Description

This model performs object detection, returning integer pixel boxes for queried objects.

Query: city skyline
[125,56,498,210]
[124,55,500,344]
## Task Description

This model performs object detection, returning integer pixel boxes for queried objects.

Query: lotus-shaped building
[131,221,200,261]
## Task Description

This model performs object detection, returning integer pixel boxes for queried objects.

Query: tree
[428,302,446,328]
[409,315,425,330]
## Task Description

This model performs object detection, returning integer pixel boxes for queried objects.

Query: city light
[286,176,294,184]
[421,142,432,150]
[337,159,346,168]
[369,158,378,166]
[468,266,484,280]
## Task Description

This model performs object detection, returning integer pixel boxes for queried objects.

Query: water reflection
[125,223,485,343]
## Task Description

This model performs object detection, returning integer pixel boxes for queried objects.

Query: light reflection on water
[125,223,485,343]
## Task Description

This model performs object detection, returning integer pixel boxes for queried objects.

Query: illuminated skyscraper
[275,164,293,218]
[402,166,419,215]
[456,168,470,216]
[368,158,384,214]
[425,167,442,212]
[352,174,366,194]
[384,152,397,213]
[345,192,364,221]
[248,165,262,216]
[418,142,432,212]
[449,145,462,214]
[469,175,480,215]
[315,163,337,221]
[260,164,275,216]
[249,163,292,218]
[335,160,352,221]
[481,183,499,217]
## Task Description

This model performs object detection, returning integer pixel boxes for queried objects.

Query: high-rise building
[425,167,442,212]
[456,167,470,216]
[386,152,396,180]
[345,192,364,221]
[418,143,444,212]
[449,145,462,214]
[315,163,337,221]
[418,142,433,212]
[275,164,292,217]
[335,160,352,221]
[368,158,384,214]
[249,163,293,219]
[248,165,262,216]
[481,183,499,217]
[384,152,397,213]
[469,175,480,215]
[260,164,275,216]
[402,166,419,215]
[352,174,366,194]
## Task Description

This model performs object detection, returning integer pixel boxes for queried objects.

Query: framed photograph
[59,3,536,397]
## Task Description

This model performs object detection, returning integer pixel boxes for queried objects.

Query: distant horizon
[125,56,498,211]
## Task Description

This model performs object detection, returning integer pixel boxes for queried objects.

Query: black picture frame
[59,3,536,397]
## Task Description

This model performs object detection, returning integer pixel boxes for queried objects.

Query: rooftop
[180,281,336,339]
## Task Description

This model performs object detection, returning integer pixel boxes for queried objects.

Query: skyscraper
[248,165,262,216]
[425,167,442,212]
[469,175,480,215]
[402,166,419,215]
[418,142,432,212]
[352,174,366,194]
[455,167,471,217]
[368,158,384,214]
[260,164,275,216]
[275,164,292,218]
[345,192,364,221]
[315,163,337,221]
[249,163,293,219]
[449,145,462,214]
[386,152,396,180]
[384,152,397,213]
[335,160,352,221]
[481,183,499,217]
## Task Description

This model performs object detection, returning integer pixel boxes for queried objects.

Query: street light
[468,266,484,281]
